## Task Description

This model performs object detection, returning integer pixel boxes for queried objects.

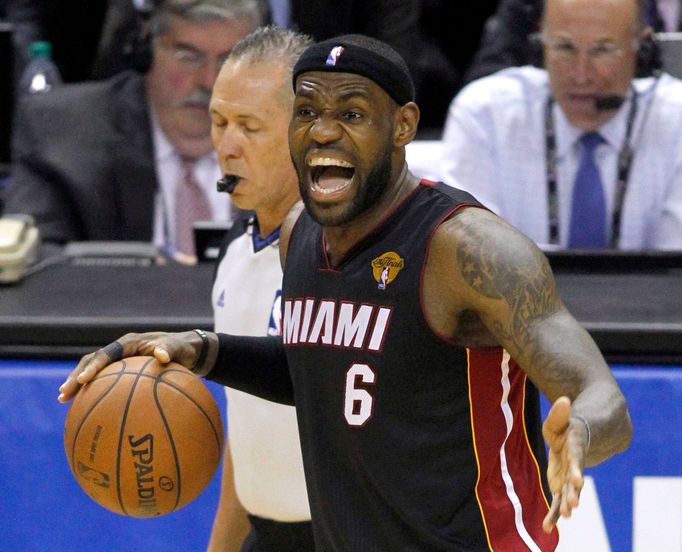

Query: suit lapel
[110,72,157,241]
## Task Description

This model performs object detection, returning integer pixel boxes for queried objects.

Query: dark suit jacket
[6,70,157,243]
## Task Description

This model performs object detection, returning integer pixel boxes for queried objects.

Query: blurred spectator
[93,1,448,127]
[4,0,262,259]
[5,0,499,135]
[442,0,682,250]
[465,0,680,84]
[94,1,420,92]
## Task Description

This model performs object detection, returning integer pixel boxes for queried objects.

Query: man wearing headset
[5,0,261,261]
[442,0,682,250]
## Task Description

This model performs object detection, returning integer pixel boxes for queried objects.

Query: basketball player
[60,35,633,551]
[204,26,314,552]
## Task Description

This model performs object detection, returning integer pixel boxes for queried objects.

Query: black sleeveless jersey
[282,181,559,551]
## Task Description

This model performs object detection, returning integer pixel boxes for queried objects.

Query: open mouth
[567,93,596,104]
[308,157,355,195]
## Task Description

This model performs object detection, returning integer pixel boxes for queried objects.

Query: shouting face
[288,71,399,227]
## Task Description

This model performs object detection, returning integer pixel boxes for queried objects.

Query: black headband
[292,35,415,106]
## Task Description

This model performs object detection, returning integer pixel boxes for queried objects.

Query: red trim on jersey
[468,348,559,551]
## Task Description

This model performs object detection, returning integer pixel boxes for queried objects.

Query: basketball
[64,356,223,517]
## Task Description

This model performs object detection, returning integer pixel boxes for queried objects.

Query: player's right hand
[57,330,204,403]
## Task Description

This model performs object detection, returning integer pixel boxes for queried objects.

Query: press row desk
[0,253,681,362]
[1,254,681,551]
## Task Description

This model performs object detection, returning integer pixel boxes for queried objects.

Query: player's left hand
[542,395,587,533]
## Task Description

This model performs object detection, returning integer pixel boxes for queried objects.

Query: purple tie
[568,133,607,248]
[175,157,212,256]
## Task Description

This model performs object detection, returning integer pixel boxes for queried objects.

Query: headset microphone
[217,176,240,193]
[594,95,626,111]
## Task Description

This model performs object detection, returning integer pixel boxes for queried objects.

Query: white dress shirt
[441,66,682,250]
[149,115,233,253]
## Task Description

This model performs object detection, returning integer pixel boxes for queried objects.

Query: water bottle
[18,41,62,95]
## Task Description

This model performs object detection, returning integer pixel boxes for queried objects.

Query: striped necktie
[174,157,212,257]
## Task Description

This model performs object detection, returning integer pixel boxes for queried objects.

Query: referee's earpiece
[123,21,153,73]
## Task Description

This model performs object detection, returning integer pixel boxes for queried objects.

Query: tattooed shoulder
[446,208,560,316]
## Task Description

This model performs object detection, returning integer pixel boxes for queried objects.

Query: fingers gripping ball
[64,356,223,517]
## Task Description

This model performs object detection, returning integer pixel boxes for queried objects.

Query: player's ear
[393,102,420,147]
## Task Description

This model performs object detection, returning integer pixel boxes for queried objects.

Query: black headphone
[634,32,662,76]
[528,31,662,77]
[123,0,165,73]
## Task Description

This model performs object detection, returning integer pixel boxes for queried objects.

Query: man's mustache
[177,89,212,108]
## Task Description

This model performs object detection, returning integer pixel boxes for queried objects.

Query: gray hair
[227,25,313,72]
[149,0,266,37]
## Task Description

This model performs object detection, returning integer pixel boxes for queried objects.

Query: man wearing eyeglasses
[441,0,682,250]
[4,0,261,260]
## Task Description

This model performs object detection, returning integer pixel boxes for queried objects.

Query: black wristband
[100,341,123,363]
[192,329,209,374]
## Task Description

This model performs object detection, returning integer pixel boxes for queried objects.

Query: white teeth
[311,181,351,194]
[307,157,353,168]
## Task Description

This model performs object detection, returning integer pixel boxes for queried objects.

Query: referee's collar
[249,217,281,252]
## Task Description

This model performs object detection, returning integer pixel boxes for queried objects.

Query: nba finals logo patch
[372,251,404,290]
[326,45,345,66]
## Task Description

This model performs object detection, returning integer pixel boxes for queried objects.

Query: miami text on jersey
[283,299,392,351]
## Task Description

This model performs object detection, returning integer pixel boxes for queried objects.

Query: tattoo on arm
[453,214,575,387]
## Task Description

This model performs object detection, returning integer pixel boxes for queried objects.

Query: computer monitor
[543,249,682,273]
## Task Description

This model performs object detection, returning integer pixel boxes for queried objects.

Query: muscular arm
[427,207,632,531]
[436,208,632,463]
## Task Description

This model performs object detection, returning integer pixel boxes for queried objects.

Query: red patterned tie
[174,157,212,257]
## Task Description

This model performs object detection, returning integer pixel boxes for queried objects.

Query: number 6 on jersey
[344,363,376,426]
